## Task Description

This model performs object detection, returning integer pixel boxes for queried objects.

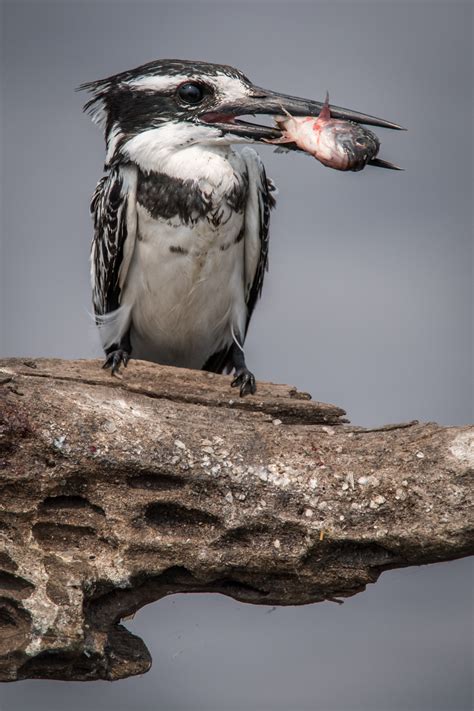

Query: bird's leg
[102,331,132,376]
[230,342,256,397]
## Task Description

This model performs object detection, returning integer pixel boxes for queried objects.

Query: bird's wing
[240,146,277,335]
[90,164,138,317]
[203,148,277,374]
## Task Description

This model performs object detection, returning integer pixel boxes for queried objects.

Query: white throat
[122,122,246,183]
[123,123,237,173]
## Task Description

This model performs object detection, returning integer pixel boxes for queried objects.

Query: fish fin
[277,106,294,120]
[319,91,331,120]
[264,112,294,144]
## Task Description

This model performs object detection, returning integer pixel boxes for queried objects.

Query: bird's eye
[177,82,205,105]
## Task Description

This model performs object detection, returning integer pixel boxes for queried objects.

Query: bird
[80,59,402,396]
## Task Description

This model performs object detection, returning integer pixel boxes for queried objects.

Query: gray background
[1,1,472,709]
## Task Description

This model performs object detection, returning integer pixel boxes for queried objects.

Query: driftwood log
[0,358,472,682]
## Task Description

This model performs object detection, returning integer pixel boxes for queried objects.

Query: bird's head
[80,59,402,170]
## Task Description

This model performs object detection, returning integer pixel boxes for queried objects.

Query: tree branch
[0,358,472,682]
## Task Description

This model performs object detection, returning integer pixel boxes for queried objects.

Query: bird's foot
[231,368,256,397]
[102,349,130,376]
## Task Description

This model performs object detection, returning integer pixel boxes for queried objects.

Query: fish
[266,92,399,172]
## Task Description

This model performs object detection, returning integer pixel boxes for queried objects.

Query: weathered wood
[0,358,472,682]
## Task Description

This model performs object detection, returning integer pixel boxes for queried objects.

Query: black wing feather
[90,168,130,316]
[244,172,276,336]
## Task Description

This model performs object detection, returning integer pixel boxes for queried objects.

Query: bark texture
[0,358,472,682]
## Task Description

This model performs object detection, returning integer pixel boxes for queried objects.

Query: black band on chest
[136,168,248,226]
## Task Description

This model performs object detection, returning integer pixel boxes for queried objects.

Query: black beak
[200,86,404,168]
[248,86,405,131]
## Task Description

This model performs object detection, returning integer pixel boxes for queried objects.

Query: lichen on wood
[0,358,472,681]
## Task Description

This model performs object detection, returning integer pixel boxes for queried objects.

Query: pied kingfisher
[80,59,400,395]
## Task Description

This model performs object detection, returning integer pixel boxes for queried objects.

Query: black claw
[102,349,130,376]
[231,368,257,397]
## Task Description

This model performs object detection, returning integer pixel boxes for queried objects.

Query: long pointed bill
[200,86,405,143]
[249,87,405,131]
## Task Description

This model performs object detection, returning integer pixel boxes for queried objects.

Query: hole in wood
[40,495,105,516]
[0,571,34,599]
[144,502,220,531]
[32,522,97,550]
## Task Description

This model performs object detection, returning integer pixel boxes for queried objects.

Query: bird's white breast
[120,145,248,368]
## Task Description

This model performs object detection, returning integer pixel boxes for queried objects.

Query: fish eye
[177,82,206,105]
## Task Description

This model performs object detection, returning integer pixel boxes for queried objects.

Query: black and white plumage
[81,59,401,394]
